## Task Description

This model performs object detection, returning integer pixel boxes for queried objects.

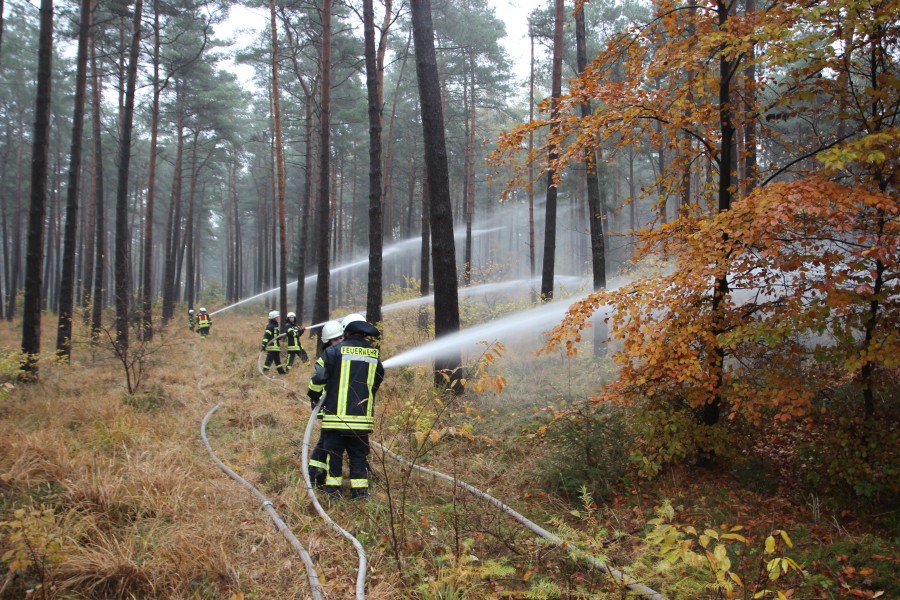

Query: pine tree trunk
[89,16,105,341]
[21,0,54,379]
[113,0,143,350]
[56,0,91,359]
[162,97,184,324]
[575,8,605,293]
[270,0,289,322]
[363,0,384,326]
[312,0,332,337]
[540,0,564,302]
[141,0,161,340]
[410,0,461,386]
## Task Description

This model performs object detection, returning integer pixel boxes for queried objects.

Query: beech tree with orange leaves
[492,0,898,473]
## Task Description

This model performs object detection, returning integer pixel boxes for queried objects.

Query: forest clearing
[0,0,898,597]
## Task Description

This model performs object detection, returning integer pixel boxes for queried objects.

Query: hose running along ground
[257,347,369,599]
[371,439,666,599]
[197,375,325,600]
[302,400,367,600]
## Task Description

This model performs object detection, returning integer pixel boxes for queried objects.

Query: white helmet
[341,313,366,331]
[199,307,207,313]
[287,311,296,319]
[321,320,343,342]
[188,309,194,314]
[268,310,279,320]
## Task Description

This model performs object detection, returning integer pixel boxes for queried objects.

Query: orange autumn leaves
[544,175,899,426]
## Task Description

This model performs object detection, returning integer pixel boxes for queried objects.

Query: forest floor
[0,309,896,599]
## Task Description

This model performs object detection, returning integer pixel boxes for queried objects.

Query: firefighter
[307,319,344,489]
[284,312,309,371]
[260,310,286,374]
[307,313,384,500]
[197,307,212,337]
[188,309,195,332]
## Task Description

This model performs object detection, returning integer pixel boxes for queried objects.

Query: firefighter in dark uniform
[197,307,211,337]
[284,311,309,371]
[307,314,384,500]
[260,310,286,374]
[307,320,344,489]
[188,309,195,331]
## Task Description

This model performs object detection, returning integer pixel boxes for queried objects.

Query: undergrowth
[0,305,896,599]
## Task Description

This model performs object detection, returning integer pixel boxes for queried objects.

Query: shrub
[537,401,633,500]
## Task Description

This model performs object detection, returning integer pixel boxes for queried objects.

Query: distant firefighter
[188,308,195,332]
[260,310,286,375]
[284,312,309,371]
[197,307,211,337]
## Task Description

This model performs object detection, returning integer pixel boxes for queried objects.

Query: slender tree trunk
[162,94,184,324]
[270,0,289,322]
[296,94,314,319]
[312,0,332,336]
[575,7,605,293]
[141,0,161,340]
[21,0,54,379]
[410,0,461,386]
[742,0,757,196]
[528,21,535,294]
[363,0,384,325]
[701,0,738,445]
[419,163,430,327]
[56,0,91,360]
[89,16,105,341]
[7,111,25,321]
[463,51,476,286]
[184,140,198,308]
[113,0,143,350]
[540,0,564,302]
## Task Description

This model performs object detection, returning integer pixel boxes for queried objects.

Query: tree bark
[363,0,384,326]
[89,14,105,341]
[21,0,54,379]
[410,0,461,386]
[540,0,564,302]
[575,7,605,293]
[312,0,332,337]
[114,0,143,350]
[270,0,289,323]
[56,0,91,360]
[141,0,161,340]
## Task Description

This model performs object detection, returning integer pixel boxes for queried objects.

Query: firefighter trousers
[321,429,370,491]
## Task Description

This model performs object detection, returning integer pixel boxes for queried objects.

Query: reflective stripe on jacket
[197,313,211,329]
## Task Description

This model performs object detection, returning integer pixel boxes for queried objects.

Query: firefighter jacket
[188,314,195,329]
[197,312,211,330]
[285,324,305,351]
[307,334,384,432]
[261,321,282,352]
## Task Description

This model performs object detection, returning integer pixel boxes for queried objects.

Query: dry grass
[8,300,868,599]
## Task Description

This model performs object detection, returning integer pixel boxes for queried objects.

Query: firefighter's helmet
[321,320,343,342]
[268,310,279,320]
[287,311,296,319]
[341,313,366,330]
[199,307,207,313]
[188,309,194,314]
